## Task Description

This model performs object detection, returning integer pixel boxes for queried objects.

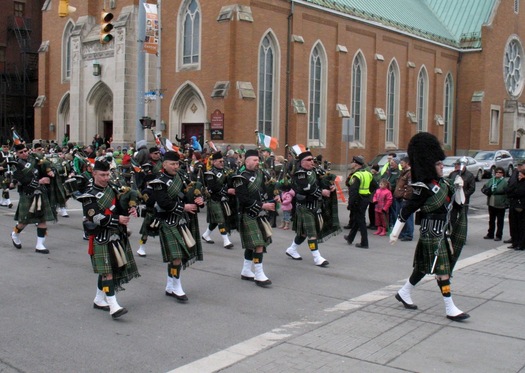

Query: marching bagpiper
[78,159,140,319]
[11,144,58,254]
[150,151,204,302]
[201,151,237,249]
[0,143,14,208]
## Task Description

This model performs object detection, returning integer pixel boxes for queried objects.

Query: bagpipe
[181,153,206,207]
[108,165,142,213]
[1,151,16,190]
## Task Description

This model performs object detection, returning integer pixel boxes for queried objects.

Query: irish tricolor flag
[258,133,278,150]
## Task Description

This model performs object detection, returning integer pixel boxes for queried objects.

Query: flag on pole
[165,138,180,153]
[206,140,218,152]
[258,133,279,150]
[291,144,306,157]
[12,131,21,145]
[154,131,162,146]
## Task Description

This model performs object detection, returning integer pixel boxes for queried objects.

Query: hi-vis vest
[353,170,373,195]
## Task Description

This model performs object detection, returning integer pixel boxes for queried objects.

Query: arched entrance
[57,92,70,145]
[86,82,113,146]
[169,82,207,147]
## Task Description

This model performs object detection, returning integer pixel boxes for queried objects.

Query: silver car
[442,156,484,181]
[474,150,514,177]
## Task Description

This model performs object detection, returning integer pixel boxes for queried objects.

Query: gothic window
[62,21,74,82]
[444,74,454,146]
[179,0,201,69]
[351,52,367,142]
[416,67,428,133]
[504,36,524,98]
[308,43,327,146]
[386,60,400,145]
[258,33,279,136]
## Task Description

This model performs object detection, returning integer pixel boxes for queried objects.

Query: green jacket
[483,177,508,209]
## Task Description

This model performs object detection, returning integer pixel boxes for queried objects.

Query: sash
[246,170,264,197]
[420,180,450,213]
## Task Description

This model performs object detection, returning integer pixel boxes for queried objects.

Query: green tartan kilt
[159,218,203,268]
[139,211,159,238]
[90,235,140,291]
[293,205,319,239]
[413,235,452,276]
[15,191,57,224]
[206,199,237,232]
[239,213,271,250]
[206,199,226,225]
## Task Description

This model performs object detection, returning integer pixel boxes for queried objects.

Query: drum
[63,178,79,197]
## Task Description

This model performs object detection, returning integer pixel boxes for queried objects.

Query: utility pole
[136,0,146,142]
[155,0,162,135]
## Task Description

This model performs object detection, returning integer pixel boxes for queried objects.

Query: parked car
[473,150,514,177]
[368,151,408,167]
[507,149,525,167]
[442,156,484,181]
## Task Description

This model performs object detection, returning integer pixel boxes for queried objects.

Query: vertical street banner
[143,3,159,55]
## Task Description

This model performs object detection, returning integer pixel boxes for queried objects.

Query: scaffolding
[0,15,38,144]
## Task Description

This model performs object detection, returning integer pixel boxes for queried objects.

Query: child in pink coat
[279,184,295,230]
[373,179,393,236]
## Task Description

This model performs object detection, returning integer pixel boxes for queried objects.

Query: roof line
[292,0,475,52]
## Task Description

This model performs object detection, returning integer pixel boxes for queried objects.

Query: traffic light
[58,0,76,17]
[100,11,114,44]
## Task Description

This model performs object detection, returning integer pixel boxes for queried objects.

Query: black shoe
[395,293,418,310]
[93,303,110,312]
[12,239,22,249]
[343,224,351,229]
[224,243,234,249]
[201,236,214,244]
[285,252,303,260]
[504,239,513,244]
[494,237,501,242]
[165,291,189,302]
[111,307,128,319]
[35,249,50,254]
[255,279,272,287]
[343,235,353,245]
[508,245,517,249]
[400,237,413,241]
[446,312,470,321]
[355,243,369,249]
[483,235,494,239]
[367,225,377,230]
[241,275,255,281]
[8,203,13,208]
[515,247,525,251]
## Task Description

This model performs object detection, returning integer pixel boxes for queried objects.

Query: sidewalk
[172,246,525,373]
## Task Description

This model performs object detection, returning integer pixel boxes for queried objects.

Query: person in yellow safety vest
[344,155,378,249]
[380,153,403,176]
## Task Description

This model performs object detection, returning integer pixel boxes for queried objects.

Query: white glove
[453,175,466,205]
[453,174,464,188]
[389,219,406,245]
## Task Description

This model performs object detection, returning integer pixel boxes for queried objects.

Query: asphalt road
[0,179,502,373]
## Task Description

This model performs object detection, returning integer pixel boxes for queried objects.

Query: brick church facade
[36,0,525,168]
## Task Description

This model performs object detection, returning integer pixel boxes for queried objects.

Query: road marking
[168,246,508,373]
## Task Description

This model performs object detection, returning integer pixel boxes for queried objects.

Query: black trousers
[346,198,369,246]
[487,206,505,239]
[509,207,525,247]
[508,206,518,242]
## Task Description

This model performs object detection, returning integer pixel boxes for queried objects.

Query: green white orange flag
[258,133,278,150]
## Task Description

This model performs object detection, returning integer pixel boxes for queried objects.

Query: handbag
[481,185,492,196]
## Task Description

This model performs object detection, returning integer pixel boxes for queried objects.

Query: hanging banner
[143,3,159,55]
